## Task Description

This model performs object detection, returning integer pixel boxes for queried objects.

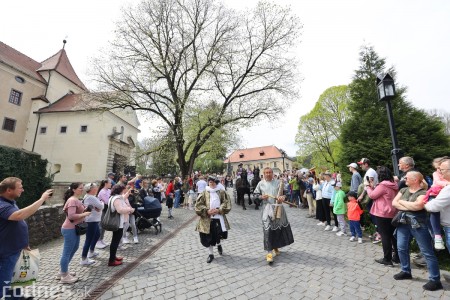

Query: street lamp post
[280,149,286,172]
[376,73,401,177]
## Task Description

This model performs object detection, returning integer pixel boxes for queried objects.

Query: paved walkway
[27,203,450,299]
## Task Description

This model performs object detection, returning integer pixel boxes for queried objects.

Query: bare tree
[92,0,301,176]
[427,109,450,135]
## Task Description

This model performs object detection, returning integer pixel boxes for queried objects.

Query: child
[166,192,174,219]
[332,182,347,236]
[424,156,450,249]
[187,189,196,210]
[347,191,363,243]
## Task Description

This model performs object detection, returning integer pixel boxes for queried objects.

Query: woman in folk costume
[195,177,231,263]
[254,167,294,264]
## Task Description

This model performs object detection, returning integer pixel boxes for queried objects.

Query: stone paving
[27,202,450,299]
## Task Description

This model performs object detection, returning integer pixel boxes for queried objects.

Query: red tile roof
[0,41,46,83]
[226,145,284,163]
[38,49,88,91]
[0,41,87,91]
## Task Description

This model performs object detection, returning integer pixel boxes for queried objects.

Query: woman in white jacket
[108,185,134,266]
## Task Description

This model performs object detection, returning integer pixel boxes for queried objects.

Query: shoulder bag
[101,196,121,231]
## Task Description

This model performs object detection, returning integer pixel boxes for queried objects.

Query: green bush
[0,145,51,208]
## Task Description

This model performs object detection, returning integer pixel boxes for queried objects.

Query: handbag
[75,222,88,235]
[391,211,403,227]
[101,196,121,231]
[65,210,88,235]
[12,249,40,286]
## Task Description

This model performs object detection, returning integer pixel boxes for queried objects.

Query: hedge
[0,145,51,208]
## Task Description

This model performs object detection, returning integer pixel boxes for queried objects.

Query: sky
[1,0,449,157]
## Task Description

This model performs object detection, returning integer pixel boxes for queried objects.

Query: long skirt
[199,219,228,248]
[262,204,294,251]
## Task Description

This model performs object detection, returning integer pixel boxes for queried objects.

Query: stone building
[0,41,140,184]
[225,145,295,176]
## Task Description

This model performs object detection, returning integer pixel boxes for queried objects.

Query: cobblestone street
[30,202,450,299]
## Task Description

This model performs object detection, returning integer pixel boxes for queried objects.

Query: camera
[85,205,94,212]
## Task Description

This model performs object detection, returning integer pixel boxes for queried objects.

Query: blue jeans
[0,251,21,299]
[291,190,300,206]
[174,190,181,208]
[396,223,440,281]
[443,227,450,254]
[82,222,100,258]
[60,228,80,273]
[349,220,362,238]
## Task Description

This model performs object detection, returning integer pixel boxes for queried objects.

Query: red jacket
[347,200,363,221]
[165,182,174,196]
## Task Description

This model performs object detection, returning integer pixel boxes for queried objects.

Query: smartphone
[49,191,53,197]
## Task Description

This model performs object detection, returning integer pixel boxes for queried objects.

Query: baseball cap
[323,171,332,176]
[347,163,358,169]
[108,172,115,176]
[357,158,370,165]
[333,182,342,187]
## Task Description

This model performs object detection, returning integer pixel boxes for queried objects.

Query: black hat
[347,191,358,198]
[238,163,243,167]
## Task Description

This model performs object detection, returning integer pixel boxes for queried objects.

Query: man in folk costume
[195,177,231,263]
[254,167,294,264]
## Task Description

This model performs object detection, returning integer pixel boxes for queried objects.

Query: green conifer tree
[339,45,449,177]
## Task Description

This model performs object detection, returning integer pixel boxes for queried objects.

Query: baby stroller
[136,196,162,234]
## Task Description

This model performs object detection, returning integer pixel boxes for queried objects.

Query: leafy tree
[92,0,300,177]
[338,45,449,177]
[295,85,350,170]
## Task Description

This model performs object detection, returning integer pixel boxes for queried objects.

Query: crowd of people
[272,156,450,292]
[2,155,450,296]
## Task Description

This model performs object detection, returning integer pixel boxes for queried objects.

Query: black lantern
[377,73,395,101]
[376,73,401,177]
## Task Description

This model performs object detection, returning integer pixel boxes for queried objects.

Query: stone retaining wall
[27,204,65,248]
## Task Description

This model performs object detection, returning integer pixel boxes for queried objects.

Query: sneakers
[108,260,123,266]
[273,248,280,256]
[115,256,123,261]
[393,271,412,280]
[324,225,332,231]
[317,222,325,226]
[266,253,273,263]
[87,251,99,258]
[336,231,347,237]
[349,236,356,242]
[55,272,76,280]
[133,237,139,244]
[122,237,131,244]
[60,274,78,284]
[372,233,382,244]
[331,226,339,232]
[372,236,382,244]
[358,238,363,244]
[80,258,95,266]
[435,238,445,250]
[96,240,108,249]
[423,280,443,291]
[375,258,393,266]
